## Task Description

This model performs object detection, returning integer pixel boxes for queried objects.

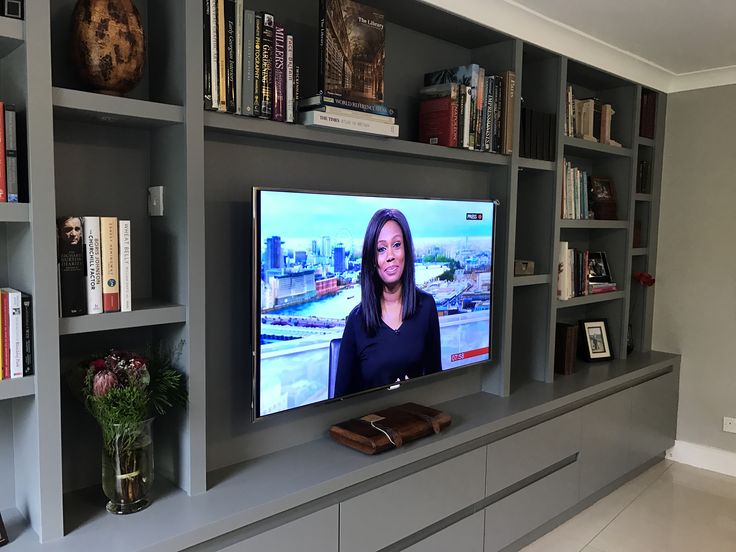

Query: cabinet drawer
[340,448,486,552]
[218,506,338,552]
[402,511,484,552]
[484,462,579,552]
[486,409,581,496]
[629,371,678,469]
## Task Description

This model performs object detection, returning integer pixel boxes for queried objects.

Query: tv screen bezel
[252,187,499,421]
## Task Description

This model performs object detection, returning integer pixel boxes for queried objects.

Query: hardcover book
[217,0,226,111]
[418,95,458,148]
[224,0,237,113]
[424,64,482,149]
[253,13,263,116]
[83,216,103,314]
[234,0,243,115]
[286,34,295,123]
[319,0,385,105]
[554,322,578,375]
[259,12,275,118]
[1,290,8,379]
[208,0,219,110]
[119,220,132,312]
[21,293,32,376]
[0,101,5,202]
[57,216,87,317]
[241,9,255,116]
[299,110,398,137]
[100,216,120,313]
[299,93,397,118]
[272,23,286,122]
[203,0,213,108]
[1,288,21,379]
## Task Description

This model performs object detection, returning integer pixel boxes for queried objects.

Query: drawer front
[628,371,678,469]
[402,511,484,552]
[340,448,486,552]
[486,409,581,496]
[219,506,338,552]
[484,462,579,552]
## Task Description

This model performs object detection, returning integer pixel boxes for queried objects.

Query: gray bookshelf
[0,0,669,547]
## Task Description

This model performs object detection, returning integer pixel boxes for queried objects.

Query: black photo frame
[579,319,613,362]
[587,251,612,284]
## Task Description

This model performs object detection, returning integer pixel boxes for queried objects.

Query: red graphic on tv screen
[450,347,489,363]
[466,213,483,220]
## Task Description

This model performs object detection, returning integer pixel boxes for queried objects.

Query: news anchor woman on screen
[334,208,442,397]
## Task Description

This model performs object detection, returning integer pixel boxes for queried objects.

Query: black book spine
[260,12,275,118]
[57,239,87,317]
[21,293,33,376]
[253,13,262,117]
[318,0,326,95]
[203,0,212,109]
[484,76,494,151]
[224,0,237,113]
[457,85,466,148]
[273,24,286,122]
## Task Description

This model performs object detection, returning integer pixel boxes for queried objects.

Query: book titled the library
[119,220,132,312]
[100,217,120,313]
[83,216,103,314]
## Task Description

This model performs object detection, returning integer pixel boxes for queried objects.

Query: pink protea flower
[93,369,118,397]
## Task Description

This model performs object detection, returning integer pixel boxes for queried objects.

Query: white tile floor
[520,461,736,552]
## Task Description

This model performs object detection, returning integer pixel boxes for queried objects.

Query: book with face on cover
[57,216,87,317]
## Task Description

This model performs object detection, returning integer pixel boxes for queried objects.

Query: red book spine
[1,291,9,380]
[418,96,458,148]
[0,101,5,202]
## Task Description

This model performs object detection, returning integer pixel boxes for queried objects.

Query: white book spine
[119,220,132,312]
[299,111,399,138]
[234,0,243,115]
[286,35,294,123]
[6,289,22,378]
[83,216,103,314]
[209,0,219,110]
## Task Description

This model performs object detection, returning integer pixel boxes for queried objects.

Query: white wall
[654,84,736,454]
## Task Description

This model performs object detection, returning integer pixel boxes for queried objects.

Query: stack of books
[0,288,33,380]
[57,216,131,318]
[561,159,591,220]
[557,244,617,300]
[640,89,657,139]
[299,0,398,138]
[417,65,515,153]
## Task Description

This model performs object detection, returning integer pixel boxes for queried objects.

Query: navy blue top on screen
[334,289,442,398]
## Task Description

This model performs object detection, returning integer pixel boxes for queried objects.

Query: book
[259,12,275,118]
[502,70,516,155]
[640,90,657,139]
[57,216,87,317]
[418,95,458,147]
[319,0,385,105]
[208,0,219,110]
[224,0,236,113]
[299,110,399,137]
[234,0,243,115]
[299,94,397,118]
[21,293,32,376]
[0,290,7,379]
[285,34,294,123]
[2,288,21,379]
[100,216,120,313]
[83,216,103,314]
[241,9,255,116]
[554,322,578,375]
[217,0,226,111]
[119,220,131,312]
[272,23,286,122]
[424,64,482,150]
[294,65,301,121]
[304,104,395,124]
[203,0,213,109]
[253,13,262,117]
[473,67,485,151]
[0,101,5,202]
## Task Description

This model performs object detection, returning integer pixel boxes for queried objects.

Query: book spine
[503,70,516,155]
[463,86,472,148]
[273,24,286,122]
[217,0,226,111]
[21,293,32,376]
[209,0,219,110]
[83,216,103,314]
[234,0,243,115]
[203,0,212,109]
[253,13,262,117]
[474,67,485,151]
[242,10,255,116]
[450,96,459,148]
[483,76,493,151]
[299,111,399,138]
[318,0,326,96]
[6,290,21,379]
[57,216,87,317]
[294,65,301,122]
[119,220,131,313]
[316,106,394,124]
[1,291,8,379]
[224,0,236,113]
[100,217,120,313]
[0,101,5,202]
[3,106,12,202]
[259,12,275,118]
[457,85,466,148]
[418,97,456,147]
[286,35,295,123]
[301,95,398,118]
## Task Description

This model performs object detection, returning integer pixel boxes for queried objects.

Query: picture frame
[587,251,613,284]
[588,176,617,219]
[579,319,613,361]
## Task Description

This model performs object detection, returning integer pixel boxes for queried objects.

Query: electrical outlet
[723,416,736,433]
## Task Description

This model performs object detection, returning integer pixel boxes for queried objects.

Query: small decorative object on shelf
[73,345,186,514]
[588,176,617,220]
[579,319,612,362]
[0,510,8,547]
[629,271,656,354]
[1,0,22,20]
[633,271,655,287]
[514,259,535,276]
[72,0,146,95]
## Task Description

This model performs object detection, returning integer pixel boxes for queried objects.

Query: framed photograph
[579,319,612,361]
[588,251,613,284]
[588,176,617,219]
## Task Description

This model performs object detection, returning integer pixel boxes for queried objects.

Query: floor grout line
[576,461,674,552]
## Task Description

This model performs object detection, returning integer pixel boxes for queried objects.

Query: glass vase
[101,418,154,514]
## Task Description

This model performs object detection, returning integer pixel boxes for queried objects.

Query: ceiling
[507,0,736,76]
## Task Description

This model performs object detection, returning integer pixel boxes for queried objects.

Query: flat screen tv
[253,189,497,418]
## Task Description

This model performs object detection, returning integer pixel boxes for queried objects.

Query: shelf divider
[559,219,629,229]
[556,290,625,309]
[0,376,35,401]
[0,202,29,222]
[513,274,551,287]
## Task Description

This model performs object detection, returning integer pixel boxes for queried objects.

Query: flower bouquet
[80,346,186,514]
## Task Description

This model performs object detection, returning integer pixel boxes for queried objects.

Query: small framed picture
[588,176,617,219]
[588,251,612,284]
[579,319,612,361]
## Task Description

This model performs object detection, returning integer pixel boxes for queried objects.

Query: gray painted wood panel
[628,371,678,469]
[402,511,485,552]
[340,448,486,552]
[0,402,15,510]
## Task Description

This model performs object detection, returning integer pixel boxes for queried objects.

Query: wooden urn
[72,0,146,95]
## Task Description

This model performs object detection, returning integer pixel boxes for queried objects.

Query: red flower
[89,358,106,372]
[92,370,118,397]
[633,271,655,286]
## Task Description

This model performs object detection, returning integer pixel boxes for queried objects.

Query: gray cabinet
[219,507,338,552]
[628,372,678,469]
[339,448,486,552]
[403,512,485,552]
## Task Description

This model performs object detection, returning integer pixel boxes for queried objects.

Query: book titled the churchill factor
[319,0,385,105]
[83,216,103,314]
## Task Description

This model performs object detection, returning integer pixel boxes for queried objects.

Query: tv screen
[254,189,496,418]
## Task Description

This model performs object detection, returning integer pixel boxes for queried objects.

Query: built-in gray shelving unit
[1,0,667,546]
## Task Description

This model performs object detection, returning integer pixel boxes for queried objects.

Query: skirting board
[666,440,736,479]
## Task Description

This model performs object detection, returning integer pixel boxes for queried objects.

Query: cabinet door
[402,512,484,552]
[628,371,678,469]
[578,389,632,499]
[219,506,338,552]
[339,448,486,552]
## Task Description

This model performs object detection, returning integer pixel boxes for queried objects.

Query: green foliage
[438,269,455,281]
